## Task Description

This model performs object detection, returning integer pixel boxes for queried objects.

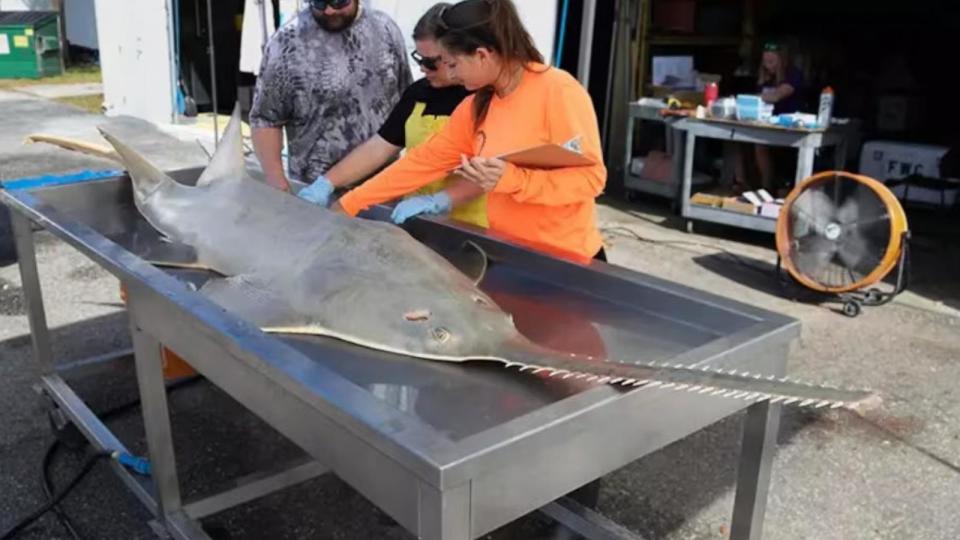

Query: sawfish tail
[495,340,880,413]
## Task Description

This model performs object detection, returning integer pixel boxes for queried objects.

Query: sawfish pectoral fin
[199,275,296,330]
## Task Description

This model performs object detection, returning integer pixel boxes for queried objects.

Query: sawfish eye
[472,295,490,307]
[431,327,451,343]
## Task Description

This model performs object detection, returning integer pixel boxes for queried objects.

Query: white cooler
[858,141,958,207]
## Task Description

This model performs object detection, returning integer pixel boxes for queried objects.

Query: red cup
[705,82,719,107]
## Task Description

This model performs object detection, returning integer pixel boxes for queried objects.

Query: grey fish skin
[97,106,880,413]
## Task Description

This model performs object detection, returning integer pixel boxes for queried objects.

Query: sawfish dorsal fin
[196,103,247,188]
[98,126,179,205]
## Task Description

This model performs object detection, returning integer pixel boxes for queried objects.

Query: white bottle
[817,87,834,128]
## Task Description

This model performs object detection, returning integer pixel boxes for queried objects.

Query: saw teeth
[800,399,817,407]
[815,400,832,409]
[660,382,676,390]
[698,387,713,394]
[620,378,635,386]
[610,378,623,384]
[831,402,845,409]
[783,397,799,405]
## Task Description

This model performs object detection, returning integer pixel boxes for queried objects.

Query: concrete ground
[13,83,104,99]
[1,89,959,540]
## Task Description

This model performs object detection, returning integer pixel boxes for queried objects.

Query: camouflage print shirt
[250,7,413,183]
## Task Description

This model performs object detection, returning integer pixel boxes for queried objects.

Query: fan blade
[836,195,860,225]
[792,189,837,235]
[837,230,876,273]
[794,234,838,277]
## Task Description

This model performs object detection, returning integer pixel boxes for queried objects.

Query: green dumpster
[0,11,62,79]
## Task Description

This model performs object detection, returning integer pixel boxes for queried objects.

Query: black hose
[42,440,83,540]
[32,374,204,539]
[1,451,112,540]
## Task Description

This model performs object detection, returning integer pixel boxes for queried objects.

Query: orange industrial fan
[775,171,910,317]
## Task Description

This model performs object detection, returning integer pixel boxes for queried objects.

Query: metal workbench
[2,169,800,539]
[622,101,712,208]
[677,117,850,234]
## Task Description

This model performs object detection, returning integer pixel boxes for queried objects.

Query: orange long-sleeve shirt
[339,64,606,260]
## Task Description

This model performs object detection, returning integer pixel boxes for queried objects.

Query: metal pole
[11,213,54,375]
[258,0,270,51]
[577,0,598,88]
[206,0,219,147]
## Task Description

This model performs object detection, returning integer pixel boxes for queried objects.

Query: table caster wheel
[842,300,861,318]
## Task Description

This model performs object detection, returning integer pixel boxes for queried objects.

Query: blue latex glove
[391,192,452,224]
[297,175,334,207]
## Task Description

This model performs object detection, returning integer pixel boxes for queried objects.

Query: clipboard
[497,142,596,168]
[456,136,595,172]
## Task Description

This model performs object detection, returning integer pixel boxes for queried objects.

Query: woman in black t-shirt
[317,3,485,226]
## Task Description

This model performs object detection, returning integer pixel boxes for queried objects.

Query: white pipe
[577,0,597,87]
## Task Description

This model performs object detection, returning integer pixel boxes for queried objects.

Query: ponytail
[437,0,544,130]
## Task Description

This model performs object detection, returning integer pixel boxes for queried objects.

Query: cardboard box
[721,197,759,215]
[760,201,784,219]
[690,192,724,207]
[652,0,696,33]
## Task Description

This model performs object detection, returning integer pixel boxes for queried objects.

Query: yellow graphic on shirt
[404,101,488,228]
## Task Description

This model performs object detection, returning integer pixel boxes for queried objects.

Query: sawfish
[97,107,878,412]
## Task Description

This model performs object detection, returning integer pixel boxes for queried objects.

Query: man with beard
[250,0,412,193]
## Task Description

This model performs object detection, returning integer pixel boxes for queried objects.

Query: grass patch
[0,64,101,90]
[53,93,104,114]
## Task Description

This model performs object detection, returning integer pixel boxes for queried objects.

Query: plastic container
[735,95,762,121]
[817,87,835,128]
[710,97,736,119]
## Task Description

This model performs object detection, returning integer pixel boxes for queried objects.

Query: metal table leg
[729,401,782,540]
[11,213,54,374]
[680,133,697,219]
[128,299,201,537]
[796,145,816,184]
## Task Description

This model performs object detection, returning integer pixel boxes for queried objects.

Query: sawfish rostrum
[98,107,879,411]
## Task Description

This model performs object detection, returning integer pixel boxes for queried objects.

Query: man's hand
[390,192,452,224]
[266,174,292,192]
[297,175,334,206]
[456,155,506,192]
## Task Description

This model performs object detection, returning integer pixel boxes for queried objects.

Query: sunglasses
[309,0,352,10]
[411,50,441,71]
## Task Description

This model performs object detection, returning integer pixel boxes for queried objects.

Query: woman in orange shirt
[327,0,607,263]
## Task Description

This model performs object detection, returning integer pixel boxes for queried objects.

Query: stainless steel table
[677,117,851,233]
[2,169,800,539]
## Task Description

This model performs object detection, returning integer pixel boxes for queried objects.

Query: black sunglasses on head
[411,50,441,71]
[309,0,352,10]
